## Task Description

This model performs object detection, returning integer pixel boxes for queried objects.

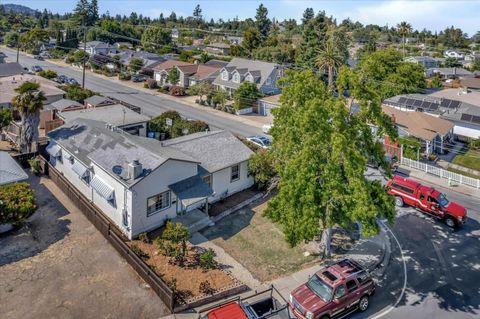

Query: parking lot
[0,175,169,319]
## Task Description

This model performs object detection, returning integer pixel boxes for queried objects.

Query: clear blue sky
[4,0,479,36]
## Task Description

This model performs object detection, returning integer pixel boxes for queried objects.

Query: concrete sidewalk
[397,165,480,198]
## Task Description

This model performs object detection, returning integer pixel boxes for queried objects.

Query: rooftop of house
[460,77,480,90]
[0,74,65,105]
[0,151,29,185]
[44,98,83,111]
[48,119,253,186]
[429,89,480,108]
[207,42,231,49]
[382,105,454,140]
[427,67,473,76]
[153,59,193,72]
[189,64,221,80]
[160,130,254,173]
[0,62,25,77]
[57,104,150,127]
[84,41,112,49]
[84,95,115,107]
[406,56,437,62]
[205,59,229,68]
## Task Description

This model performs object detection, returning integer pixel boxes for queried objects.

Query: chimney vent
[128,159,142,180]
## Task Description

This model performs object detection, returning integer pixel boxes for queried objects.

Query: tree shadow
[0,173,71,266]
[198,208,254,242]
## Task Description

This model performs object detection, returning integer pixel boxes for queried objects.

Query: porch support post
[205,197,209,216]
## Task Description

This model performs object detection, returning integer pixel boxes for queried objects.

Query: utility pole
[16,31,20,63]
[82,18,87,89]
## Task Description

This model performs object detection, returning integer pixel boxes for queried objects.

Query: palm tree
[11,82,46,153]
[316,39,345,87]
[397,21,412,58]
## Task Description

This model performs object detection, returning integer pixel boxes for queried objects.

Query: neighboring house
[444,50,465,59]
[384,90,480,141]
[111,50,167,70]
[426,67,473,79]
[0,151,28,185]
[205,42,231,56]
[405,37,417,44]
[405,56,438,69]
[57,104,150,136]
[0,75,64,108]
[258,94,281,116]
[153,60,193,85]
[171,28,179,42]
[46,119,253,239]
[41,99,84,129]
[0,62,25,78]
[84,95,116,108]
[226,36,243,45]
[114,42,133,49]
[382,105,454,154]
[153,60,221,88]
[205,59,229,68]
[212,57,286,96]
[80,41,117,55]
[89,53,116,70]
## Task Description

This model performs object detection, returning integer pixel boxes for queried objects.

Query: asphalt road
[2,48,263,137]
[351,169,480,319]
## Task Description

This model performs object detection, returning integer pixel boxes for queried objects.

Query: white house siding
[258,100,279,116]
[209,160,254,202]
[453,123,480,140]
[130,159,198,237]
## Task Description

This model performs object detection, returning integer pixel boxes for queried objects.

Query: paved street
[2,47,263,137]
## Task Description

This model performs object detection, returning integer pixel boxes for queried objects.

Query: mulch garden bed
[208,187,261,217]
[127,240,236,302]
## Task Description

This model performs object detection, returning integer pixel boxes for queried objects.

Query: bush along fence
[39,156,175,312]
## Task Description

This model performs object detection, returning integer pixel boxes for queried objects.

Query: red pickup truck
[387,175,467,227]
[290,259,375,319]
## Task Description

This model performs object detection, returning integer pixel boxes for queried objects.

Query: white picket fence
[401,157,480,189]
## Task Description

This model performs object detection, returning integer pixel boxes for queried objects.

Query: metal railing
[401,157,480,189]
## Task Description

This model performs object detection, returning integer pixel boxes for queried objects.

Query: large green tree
[266,70,396,257]
[167,68,180,86]
[11,82,46,153]
[141,26,172,52]
[234,82,260,110]
[296,11,329,69]
[255,3,271,40]
[243,27,262,56]
[128,57,144,73]
[316,26,350,87]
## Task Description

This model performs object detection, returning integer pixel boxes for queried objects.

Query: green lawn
[200,201,319,282]
[451,148,480,172]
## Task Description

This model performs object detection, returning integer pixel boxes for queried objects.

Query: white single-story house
[47,119,254,239]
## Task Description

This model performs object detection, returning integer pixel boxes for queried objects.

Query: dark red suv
[289,259,375,319]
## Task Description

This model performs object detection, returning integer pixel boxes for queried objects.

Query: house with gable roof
[212,57,285,96]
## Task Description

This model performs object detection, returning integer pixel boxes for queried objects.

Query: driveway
[0,174,169,319]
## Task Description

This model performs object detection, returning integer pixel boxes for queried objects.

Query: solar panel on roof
[429,104,439,111]
[461,114,473,122]
[449,100,460,109]
[423,102,432,109]
[440,99,451,107]
[398,97,407,104]
[405,98,415,106]
[413,99,423,107]
[472,116,480,124]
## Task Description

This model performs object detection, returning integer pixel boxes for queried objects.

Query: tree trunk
[20,110,40,154]
[402,36,406,58]
[319,227,333,258]
[328,66,334,87]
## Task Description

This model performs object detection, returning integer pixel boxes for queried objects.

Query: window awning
[169,175,213,207]
[90,175,114,200]
[72,161,89,178]
[46,144,61,157]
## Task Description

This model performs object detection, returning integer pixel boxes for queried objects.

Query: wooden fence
[40,156,175,311]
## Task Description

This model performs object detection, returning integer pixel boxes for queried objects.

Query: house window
[230,164,240,182]
[265,77,272,85]
[202,174,212,187]
[233,73,240,83]
[222,70,228,80]
[147,191,171,216]
[246,75,253,83]
[82,172,91,185]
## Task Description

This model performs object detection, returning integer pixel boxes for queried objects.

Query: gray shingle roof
[58,104,150,127]
[0,62,24,77]
[84,95,114,106]
[0,151,28,185]
[169,175,213,206]
[45,98,82,111]
[162,130,254,173]
[48,119,198,187]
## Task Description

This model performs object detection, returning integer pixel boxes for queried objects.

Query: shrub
[0,182,37,225]
[199,248,216,270]
[146,79,157,89]
[161,221,189,264]
[118,73,131,81]
[199,280,215,295]
[139,232,149,243]
[234,82,259,110]
[157,87,168,94]
[170,86,185,96]
[143,82,149,88]
[28,156,42,175]
[37,69,57,79]
[149,110,182,134]
[130,244,149,261]
[63,85,96,103]
[248,149,276,190]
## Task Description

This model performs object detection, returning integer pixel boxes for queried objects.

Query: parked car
[290,259,375,319]
[131,74,149,82]
[33,55,44,60]
[198,286,290,319]
[23,67,34,75]
[247,135,272,149]
[56,75,68,83]
[66,78,79,86]
[387,175,467,227]
[31,65,43,73]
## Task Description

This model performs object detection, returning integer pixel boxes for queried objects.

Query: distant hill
[1,3,37,15]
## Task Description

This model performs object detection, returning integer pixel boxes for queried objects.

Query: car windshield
[307,275,333,302]
[437,193,449,207]
[260,138,271,146]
